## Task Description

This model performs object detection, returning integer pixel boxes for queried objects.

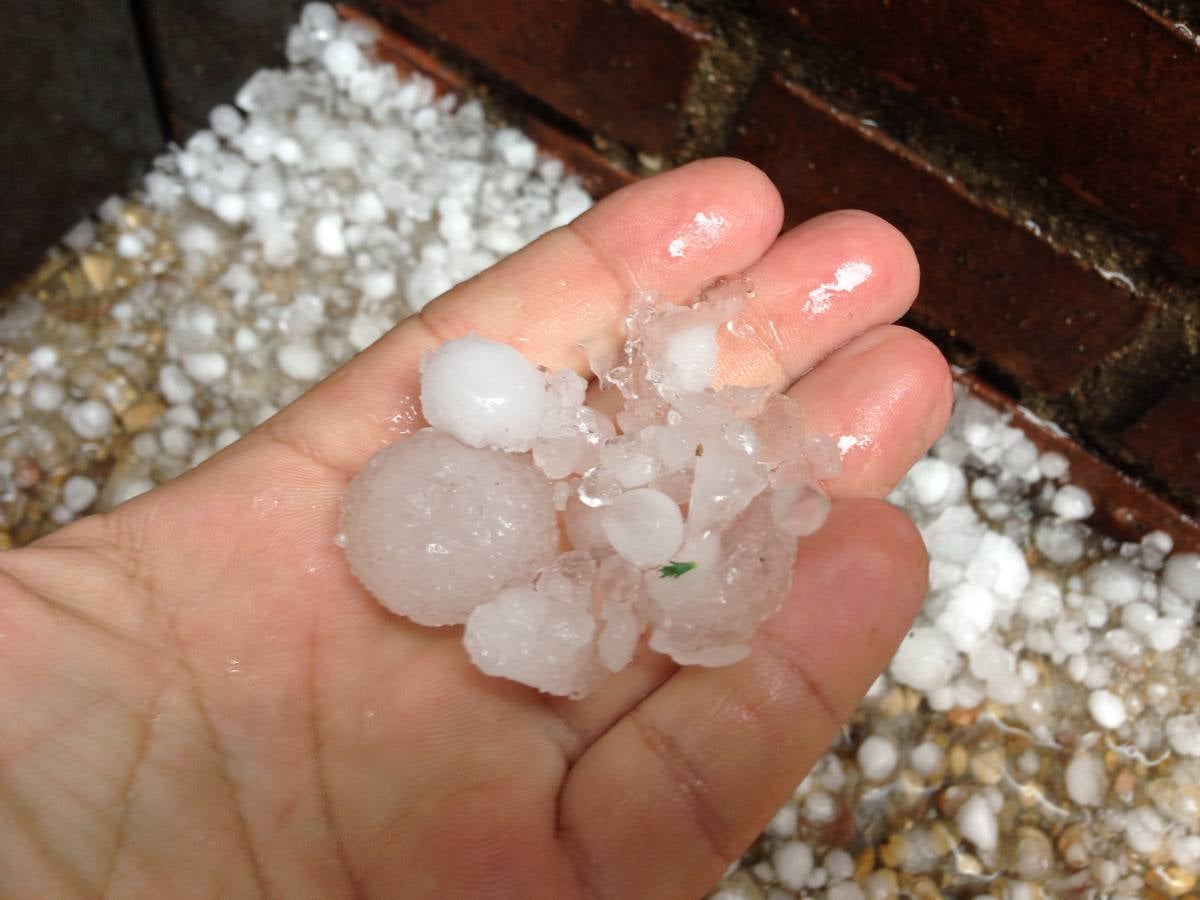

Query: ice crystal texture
[341,280,836,696]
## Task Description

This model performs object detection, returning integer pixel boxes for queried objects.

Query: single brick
[1116,374,1200,512]
[372,0,710,153]
[731,74,1153,396]
[762,0,1200,267]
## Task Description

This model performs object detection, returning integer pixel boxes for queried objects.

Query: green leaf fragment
[659,560,698,579]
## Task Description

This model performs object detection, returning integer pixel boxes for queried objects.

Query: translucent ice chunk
[420,333,547,451]
[341,430,559,626]
[602,488,685,569]
[465,586,600,697]
[647,495,797,663]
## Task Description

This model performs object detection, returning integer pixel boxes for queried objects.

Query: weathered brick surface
[761,0,1200,267]
[730,74,1154,396]
[372,0,710,153]
[1116,374,1200,511]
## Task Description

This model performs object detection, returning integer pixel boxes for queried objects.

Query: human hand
[0,159,951,898]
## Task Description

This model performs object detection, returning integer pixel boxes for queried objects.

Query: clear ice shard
[340,279,837,697]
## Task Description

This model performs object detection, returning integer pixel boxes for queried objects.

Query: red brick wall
[351,0,1200,519]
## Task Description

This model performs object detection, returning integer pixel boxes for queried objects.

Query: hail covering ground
[0,3,1196,895]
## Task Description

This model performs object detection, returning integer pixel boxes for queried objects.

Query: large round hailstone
[420,333,547,451]
[340,430,559,626]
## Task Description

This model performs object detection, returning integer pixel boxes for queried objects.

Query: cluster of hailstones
[340,278,841,697]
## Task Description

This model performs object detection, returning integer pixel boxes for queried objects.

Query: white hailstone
[68,400,113,440]
[1051,484,1094,520]
[1166,713,1200,757]
[28,346,57,372]
[909,741,944,777]
[156,363,194,405]
[341,431,559,627]
[1037,451,1069,479]
[1034,519,1086,565]
[29,380,65,412]
[107,476,156,507]
[890,627,960,691]
[234,326,260,354]
[772,841,813,890]
[1125,807,1167,856]
[182,351,229,384]
[1019,576,1063,621]
[856,735,899,781]
[62,218,96,251]
[803,790,835,822]
[653,319,720,393]
[176,223,221,257]
[921,506,985,565]
[906,458,967,510]
[313,213,347,256]
[213,193,248,224]
[969,530,1030,600]
[116,233,146,258]
[277,342,324,381]
[956,794,998,854]
[1163,552,1200,603]
[1148,618,1182,652]
[465,586,598,697]
[362,270,395,300]
[766,804,798,838]
[1120,601,1157,635]
[1086,558,1144,606]
[62,476,99,513]
[600,489,686,566]
[419,334,547,452]
[209,103,242,137]
[494,127,537,171]
[316,131,358,169]
[274,137,303,166]
[1088,688,1127,730]
[160,425,194,458]
[935,583,996,652]
[323,38,363,79]
[1064,752,1106,805]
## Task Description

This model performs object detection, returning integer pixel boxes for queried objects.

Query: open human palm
[0,160,951,898]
